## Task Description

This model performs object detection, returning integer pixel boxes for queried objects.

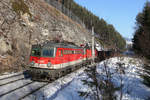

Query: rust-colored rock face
[0,0,92,73]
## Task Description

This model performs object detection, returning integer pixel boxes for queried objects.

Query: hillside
[0,0,93,73]
[60,0,126,50]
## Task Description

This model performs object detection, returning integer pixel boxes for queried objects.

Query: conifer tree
[78,63,118,100]
[133,1,150,59]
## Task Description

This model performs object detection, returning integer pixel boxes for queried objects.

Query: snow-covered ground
[0,67,86,100]
[97,57,150,100]
[0,57,150,100]
[23,67,85,100]
[52,57,150,100]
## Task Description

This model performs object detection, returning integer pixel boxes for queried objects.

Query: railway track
[0,70,62,100]
[18,82,50,100]
[0,70,31,87]
[0,70,81,99]
[0,64,97,100]
[0,80,47,100]
[0,77,25,87]
[20,64,96,100]
[0,81,34,97]
[0,73,23,81]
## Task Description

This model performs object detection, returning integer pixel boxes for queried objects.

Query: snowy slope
[97,57,150,100]
[53,57,150,100]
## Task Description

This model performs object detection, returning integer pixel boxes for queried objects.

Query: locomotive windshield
[42,48,54,57]
[31,48,41,56]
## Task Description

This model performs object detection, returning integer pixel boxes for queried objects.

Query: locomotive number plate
[38,60,44,63]
[39,64,46,68]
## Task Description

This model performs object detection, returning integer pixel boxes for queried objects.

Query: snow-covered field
[0,57,150,100]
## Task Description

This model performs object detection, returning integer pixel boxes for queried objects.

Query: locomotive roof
[32,42,83,49]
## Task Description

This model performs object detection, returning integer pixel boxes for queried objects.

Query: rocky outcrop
[0,0,92,73]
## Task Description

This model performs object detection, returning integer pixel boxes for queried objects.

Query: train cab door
[58,50,61,56]
[83,48,87,61]
[58,49,63,68]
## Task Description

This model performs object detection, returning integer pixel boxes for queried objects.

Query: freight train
[29,41,98,81]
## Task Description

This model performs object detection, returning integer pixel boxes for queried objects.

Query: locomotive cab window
[31,48,41,56]
[42,48,54,57]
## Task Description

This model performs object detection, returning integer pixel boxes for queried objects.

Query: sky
[74,0,149,39]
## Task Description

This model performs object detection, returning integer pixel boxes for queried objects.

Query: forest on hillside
[133,1,150,60]
[56,0,126,50]
[132,1,150,90]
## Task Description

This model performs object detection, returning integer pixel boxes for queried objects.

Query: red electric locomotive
[29,41,97,81]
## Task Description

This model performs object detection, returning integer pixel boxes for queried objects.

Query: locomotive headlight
[30,61,35,66]
[47,62,51,67]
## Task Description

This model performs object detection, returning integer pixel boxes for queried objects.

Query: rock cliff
[0,0,92,73]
